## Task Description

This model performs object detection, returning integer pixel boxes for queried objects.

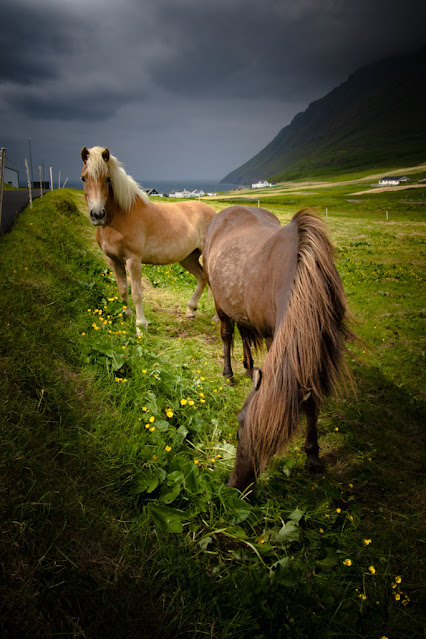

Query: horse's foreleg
[108,257,132,316]
[304,397,324,474]
[126,258,148,333]
[237,324,254,377]
[219,312,234,380]
[179,250,207,319]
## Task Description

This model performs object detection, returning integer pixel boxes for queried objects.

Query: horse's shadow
[259,362,425,508]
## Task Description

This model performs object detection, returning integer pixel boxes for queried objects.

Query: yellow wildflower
[394,593,401,601]
[368,566,376,574]
[194,459,199,465]
[149,427,155,432]
[149,416,155,423]
[165,446,171,452]
[336,508,341,514]
[180,398,187,405]
[165,409,174,418]
[395,576,402,583]
[363,539,372,545]
[188,399,195,406]
[343,559,352,566]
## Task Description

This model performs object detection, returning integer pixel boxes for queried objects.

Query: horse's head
[228,368,262,491]
[81,146,112,226]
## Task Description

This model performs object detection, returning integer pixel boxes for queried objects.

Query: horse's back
[204,206,299,332]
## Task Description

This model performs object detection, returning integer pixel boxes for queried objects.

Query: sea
[66,178,240,196]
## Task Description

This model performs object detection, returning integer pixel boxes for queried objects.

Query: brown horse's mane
[85,146,149,211]
[247,209,354,475]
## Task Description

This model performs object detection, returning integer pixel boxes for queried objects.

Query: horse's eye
[106,177,111,184]
[81,176,86,182]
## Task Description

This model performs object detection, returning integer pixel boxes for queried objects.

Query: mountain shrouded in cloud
[222,47,426,184]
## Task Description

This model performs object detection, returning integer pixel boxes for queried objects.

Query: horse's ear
[102,148,110,163]
[81,146,89,163]
[252,367,262,391]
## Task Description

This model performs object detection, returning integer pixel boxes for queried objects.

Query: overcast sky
[1,0,425,185]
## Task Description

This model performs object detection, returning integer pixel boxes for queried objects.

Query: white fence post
[50,167,53,191]
[39,165,43,197]
[25,159,33,209]
[0,148,6,231]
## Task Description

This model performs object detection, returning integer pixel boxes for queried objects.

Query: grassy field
[0,185,424,638]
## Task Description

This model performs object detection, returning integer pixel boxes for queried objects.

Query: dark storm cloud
[1,0,426,181]
[148,0,426,100]
[0,0,81,84]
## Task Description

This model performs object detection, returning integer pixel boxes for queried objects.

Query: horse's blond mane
[86,146,149,211]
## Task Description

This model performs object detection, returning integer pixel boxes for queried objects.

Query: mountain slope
[222,46,426,184]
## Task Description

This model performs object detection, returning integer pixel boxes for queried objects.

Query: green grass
[0,188,424,638]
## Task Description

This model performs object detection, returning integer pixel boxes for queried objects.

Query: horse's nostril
[91,209,106,220]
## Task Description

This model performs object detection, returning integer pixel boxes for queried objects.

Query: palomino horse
[203,206,353,491]
[80,146,216,333]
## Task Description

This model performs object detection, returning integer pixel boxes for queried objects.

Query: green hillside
[222,46,426,184]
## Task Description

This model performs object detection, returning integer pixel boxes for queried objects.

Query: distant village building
[379,176,410,186]
[252,180,272,188]
[169,189,206,198]
[3,166,19,188]
[145,188,166,197]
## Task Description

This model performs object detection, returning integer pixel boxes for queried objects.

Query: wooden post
[25,158,33,209]
[0,148,6,231]
[63,177,68,188]
[50,167,53,191]
[326,207,328,217]
[58,171,61,189]
[386,211,389,221]
[39,165,43,197]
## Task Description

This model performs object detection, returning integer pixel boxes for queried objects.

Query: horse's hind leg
[179,250,208,319]
[304,397,324,474]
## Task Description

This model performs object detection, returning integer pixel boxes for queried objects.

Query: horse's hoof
[308,457,325,474]
[186,308,196,319]
[136,322,148,335]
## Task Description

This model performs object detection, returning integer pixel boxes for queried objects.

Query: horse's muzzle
[90,209,106,226]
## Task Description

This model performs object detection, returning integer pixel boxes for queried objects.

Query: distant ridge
[221,46,426,184]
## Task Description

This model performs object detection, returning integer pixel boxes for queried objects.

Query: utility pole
[0,148,6,231]
[28,138,34,187]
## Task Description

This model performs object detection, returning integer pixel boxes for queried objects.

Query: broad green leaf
[288,508,304,522]
[271,520,300,545]
[316,549,339,571]
[148,504,186,533]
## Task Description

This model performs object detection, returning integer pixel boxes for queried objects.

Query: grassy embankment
[0,185,424,638]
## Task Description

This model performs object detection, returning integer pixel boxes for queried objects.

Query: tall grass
[0,189,424,638]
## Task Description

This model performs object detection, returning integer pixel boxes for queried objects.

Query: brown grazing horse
[203,206,353,491]
[80,146,216,333]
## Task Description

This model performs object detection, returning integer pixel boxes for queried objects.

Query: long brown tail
[246,208,353,475]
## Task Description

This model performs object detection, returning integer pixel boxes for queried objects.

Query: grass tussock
[0,188,425,638]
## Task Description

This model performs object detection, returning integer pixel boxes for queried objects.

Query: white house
[379,176,410,186]
[4,166,19,188]
[169,189,206,198]
[252,180,272,189]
